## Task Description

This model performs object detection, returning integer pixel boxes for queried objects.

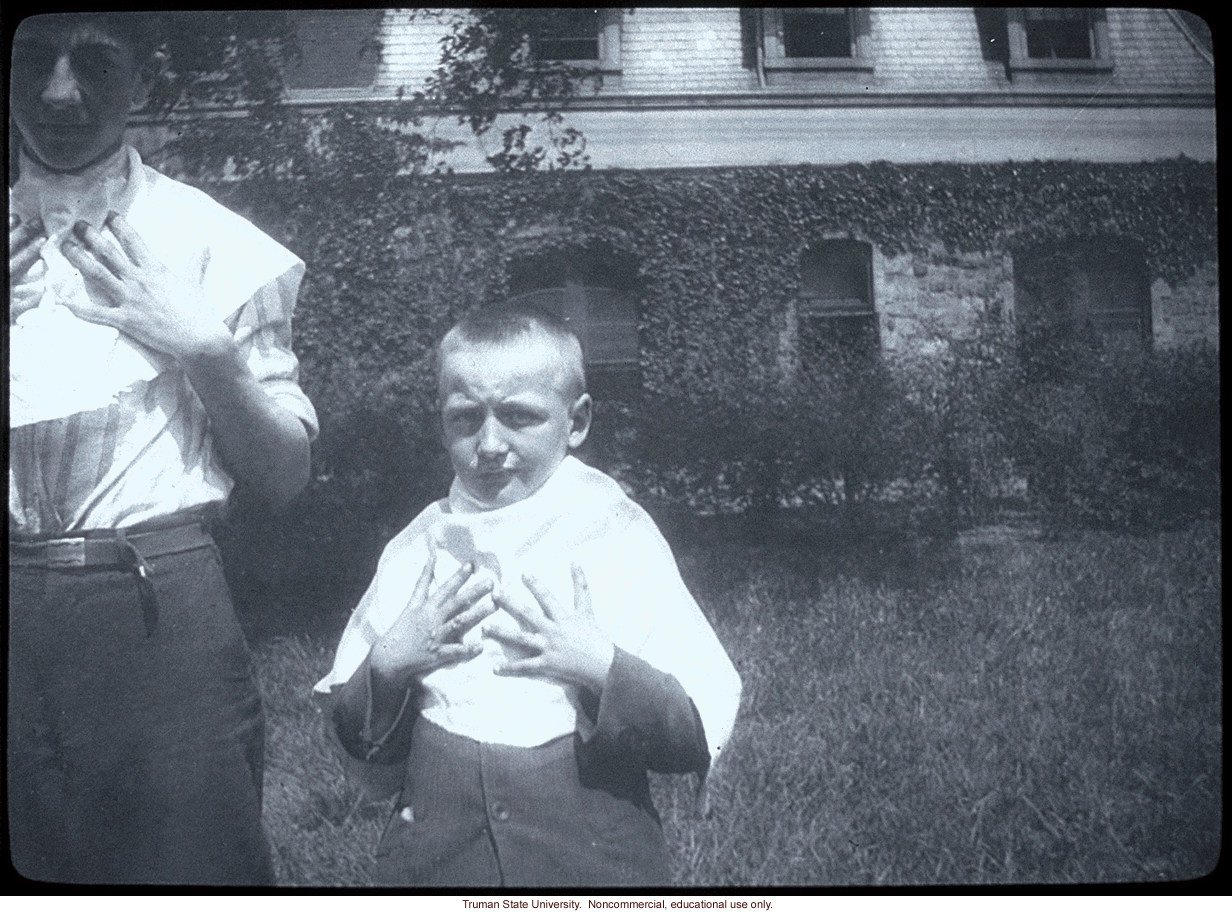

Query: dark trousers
[375,717,670,887]
[8,541,274,885]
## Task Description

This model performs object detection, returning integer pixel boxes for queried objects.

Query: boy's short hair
[436,302,588,402]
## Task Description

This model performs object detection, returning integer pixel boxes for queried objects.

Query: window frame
[530,8,622,78]
[1013,237,1153,371]
[504,245,641,395]
[760,7,874,75]
[796,240,880,368]
[1004,8,1112,74]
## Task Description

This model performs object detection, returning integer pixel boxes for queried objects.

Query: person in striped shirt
[8,13,317,884]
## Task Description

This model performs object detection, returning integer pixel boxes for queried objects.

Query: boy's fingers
[442,599,497,641]
[105,212,151,268]
[493,591,542,631]
[9,218,44,254]
[10,242,43,278]
[482,625,538,652]
[571,563,592,615]
[434,643,484,667]
[71,221,130,278]
[492,656,546,678]
[442,577,494,622]
[409,551,437,607]
[426,560,476,612]
[522,574,561,621]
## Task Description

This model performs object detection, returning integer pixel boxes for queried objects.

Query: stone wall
[1152,262,1220,349]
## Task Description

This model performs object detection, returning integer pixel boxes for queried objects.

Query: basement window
[505,245,640,397]
[797,241,879,368]
[1014,238,1151,375]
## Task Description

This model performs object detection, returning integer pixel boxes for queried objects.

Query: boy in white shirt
[316,303,741,886]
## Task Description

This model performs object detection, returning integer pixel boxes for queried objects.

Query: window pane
[583,287,639,365]
[534,8,602,61]
[783,9,852,58]
[800,241,872,313]
[285,11,380,90]
[506,288,568,320]
[1024,8,1093,60]
[504,272,638,368]
[1013,239,1150,360]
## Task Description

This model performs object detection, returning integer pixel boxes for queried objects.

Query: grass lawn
[253,521,1221,887]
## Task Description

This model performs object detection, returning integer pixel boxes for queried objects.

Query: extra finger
[442,598,498,642]
[482,624,540,653]
[59,240,126,306]
[571,563,593,615]
[522,573,563,622]
[70,221,131,279]
[493,590,544,632]
[105,212,152,269]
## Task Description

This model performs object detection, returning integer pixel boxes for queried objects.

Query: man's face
[10,16,149,172]
[439,334,591,510]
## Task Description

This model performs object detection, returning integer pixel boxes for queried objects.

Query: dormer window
[530,7,622,77]
[1023,8,1096,59]
[760,8,873,78]
[978,8,1113,75]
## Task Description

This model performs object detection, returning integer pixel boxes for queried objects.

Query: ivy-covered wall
[209,156,1216,402]
[197,158,1218,631]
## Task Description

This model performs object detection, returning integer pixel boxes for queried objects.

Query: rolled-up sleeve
[228,263,319,441]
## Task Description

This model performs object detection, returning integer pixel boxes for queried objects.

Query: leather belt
[10,521,213,569]
[10,519,214,637]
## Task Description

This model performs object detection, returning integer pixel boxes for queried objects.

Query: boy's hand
[486,564,615,695]
[59,214,233,362]
[369,552,497,689]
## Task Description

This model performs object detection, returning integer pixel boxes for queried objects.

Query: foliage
[144,11,295,115]
[254,525,1223,884]
[144,9,592,182]
[1002,340,1221,531]
[190,158,1217,625]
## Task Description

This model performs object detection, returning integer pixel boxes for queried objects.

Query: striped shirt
[9,147,318,537]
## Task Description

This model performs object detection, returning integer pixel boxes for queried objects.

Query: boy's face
[10,16,153,173]
[439,334,591,510]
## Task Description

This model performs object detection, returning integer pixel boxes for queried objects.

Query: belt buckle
[45,537,87,568]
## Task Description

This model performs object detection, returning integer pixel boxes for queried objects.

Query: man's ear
[567,393,593,449]
[131,47,168,110]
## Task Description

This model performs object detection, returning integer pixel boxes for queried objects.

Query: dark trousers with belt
[8,525,274,885]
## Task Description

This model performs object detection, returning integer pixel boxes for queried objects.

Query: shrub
[1004,340,1220,531]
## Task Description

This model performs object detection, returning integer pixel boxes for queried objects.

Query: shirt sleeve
[226,262,319,441]
[578,647,711,780]
[330,653,419,766]
[588,510,743,770]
